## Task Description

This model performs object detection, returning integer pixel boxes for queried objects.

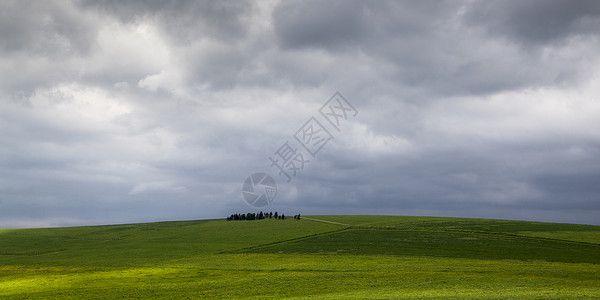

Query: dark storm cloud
[272,0,600,97]
[0,1,98,98]
[464,0,600,45]
[0,1,97,55]
[273,1,457,50]
[273,0,367,50]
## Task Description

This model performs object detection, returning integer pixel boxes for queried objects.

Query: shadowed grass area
[243,228,600,264]
[309,215,600,233]
[517,231,600,244]
[1,215,599,299]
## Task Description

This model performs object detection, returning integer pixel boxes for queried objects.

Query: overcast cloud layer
[1,0,599,228]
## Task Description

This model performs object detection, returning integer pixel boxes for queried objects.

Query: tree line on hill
[226,212,301,221]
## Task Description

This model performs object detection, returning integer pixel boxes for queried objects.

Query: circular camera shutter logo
[242,173,277,207]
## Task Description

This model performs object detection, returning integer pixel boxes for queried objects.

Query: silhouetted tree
[227,212,300,221]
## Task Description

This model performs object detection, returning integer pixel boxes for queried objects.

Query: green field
[1,215,599,299]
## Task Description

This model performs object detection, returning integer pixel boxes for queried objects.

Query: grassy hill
[1,215,599,299]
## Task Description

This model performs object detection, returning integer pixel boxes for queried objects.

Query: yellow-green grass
[1,215,599,299]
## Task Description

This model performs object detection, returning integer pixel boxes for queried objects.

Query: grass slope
[1,215,599,299]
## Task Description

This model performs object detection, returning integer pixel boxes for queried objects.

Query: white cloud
[128,181,188,195]
[424,75,600,143]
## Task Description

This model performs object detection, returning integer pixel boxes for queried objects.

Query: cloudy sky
[1,0,599,228]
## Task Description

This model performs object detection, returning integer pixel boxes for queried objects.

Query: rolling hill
[1,215,599,298]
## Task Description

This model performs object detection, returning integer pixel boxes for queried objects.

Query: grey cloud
[272,0,600,98]
[464,0,600,45]
[272,1,456,51]
[273,0,367,50]
[0,1,97,55]
[0,1,99,98]
[1,1,599,227]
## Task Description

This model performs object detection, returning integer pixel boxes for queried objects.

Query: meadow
[1,215,599,299]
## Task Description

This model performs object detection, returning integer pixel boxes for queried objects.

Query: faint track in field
[302,217,352,227]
